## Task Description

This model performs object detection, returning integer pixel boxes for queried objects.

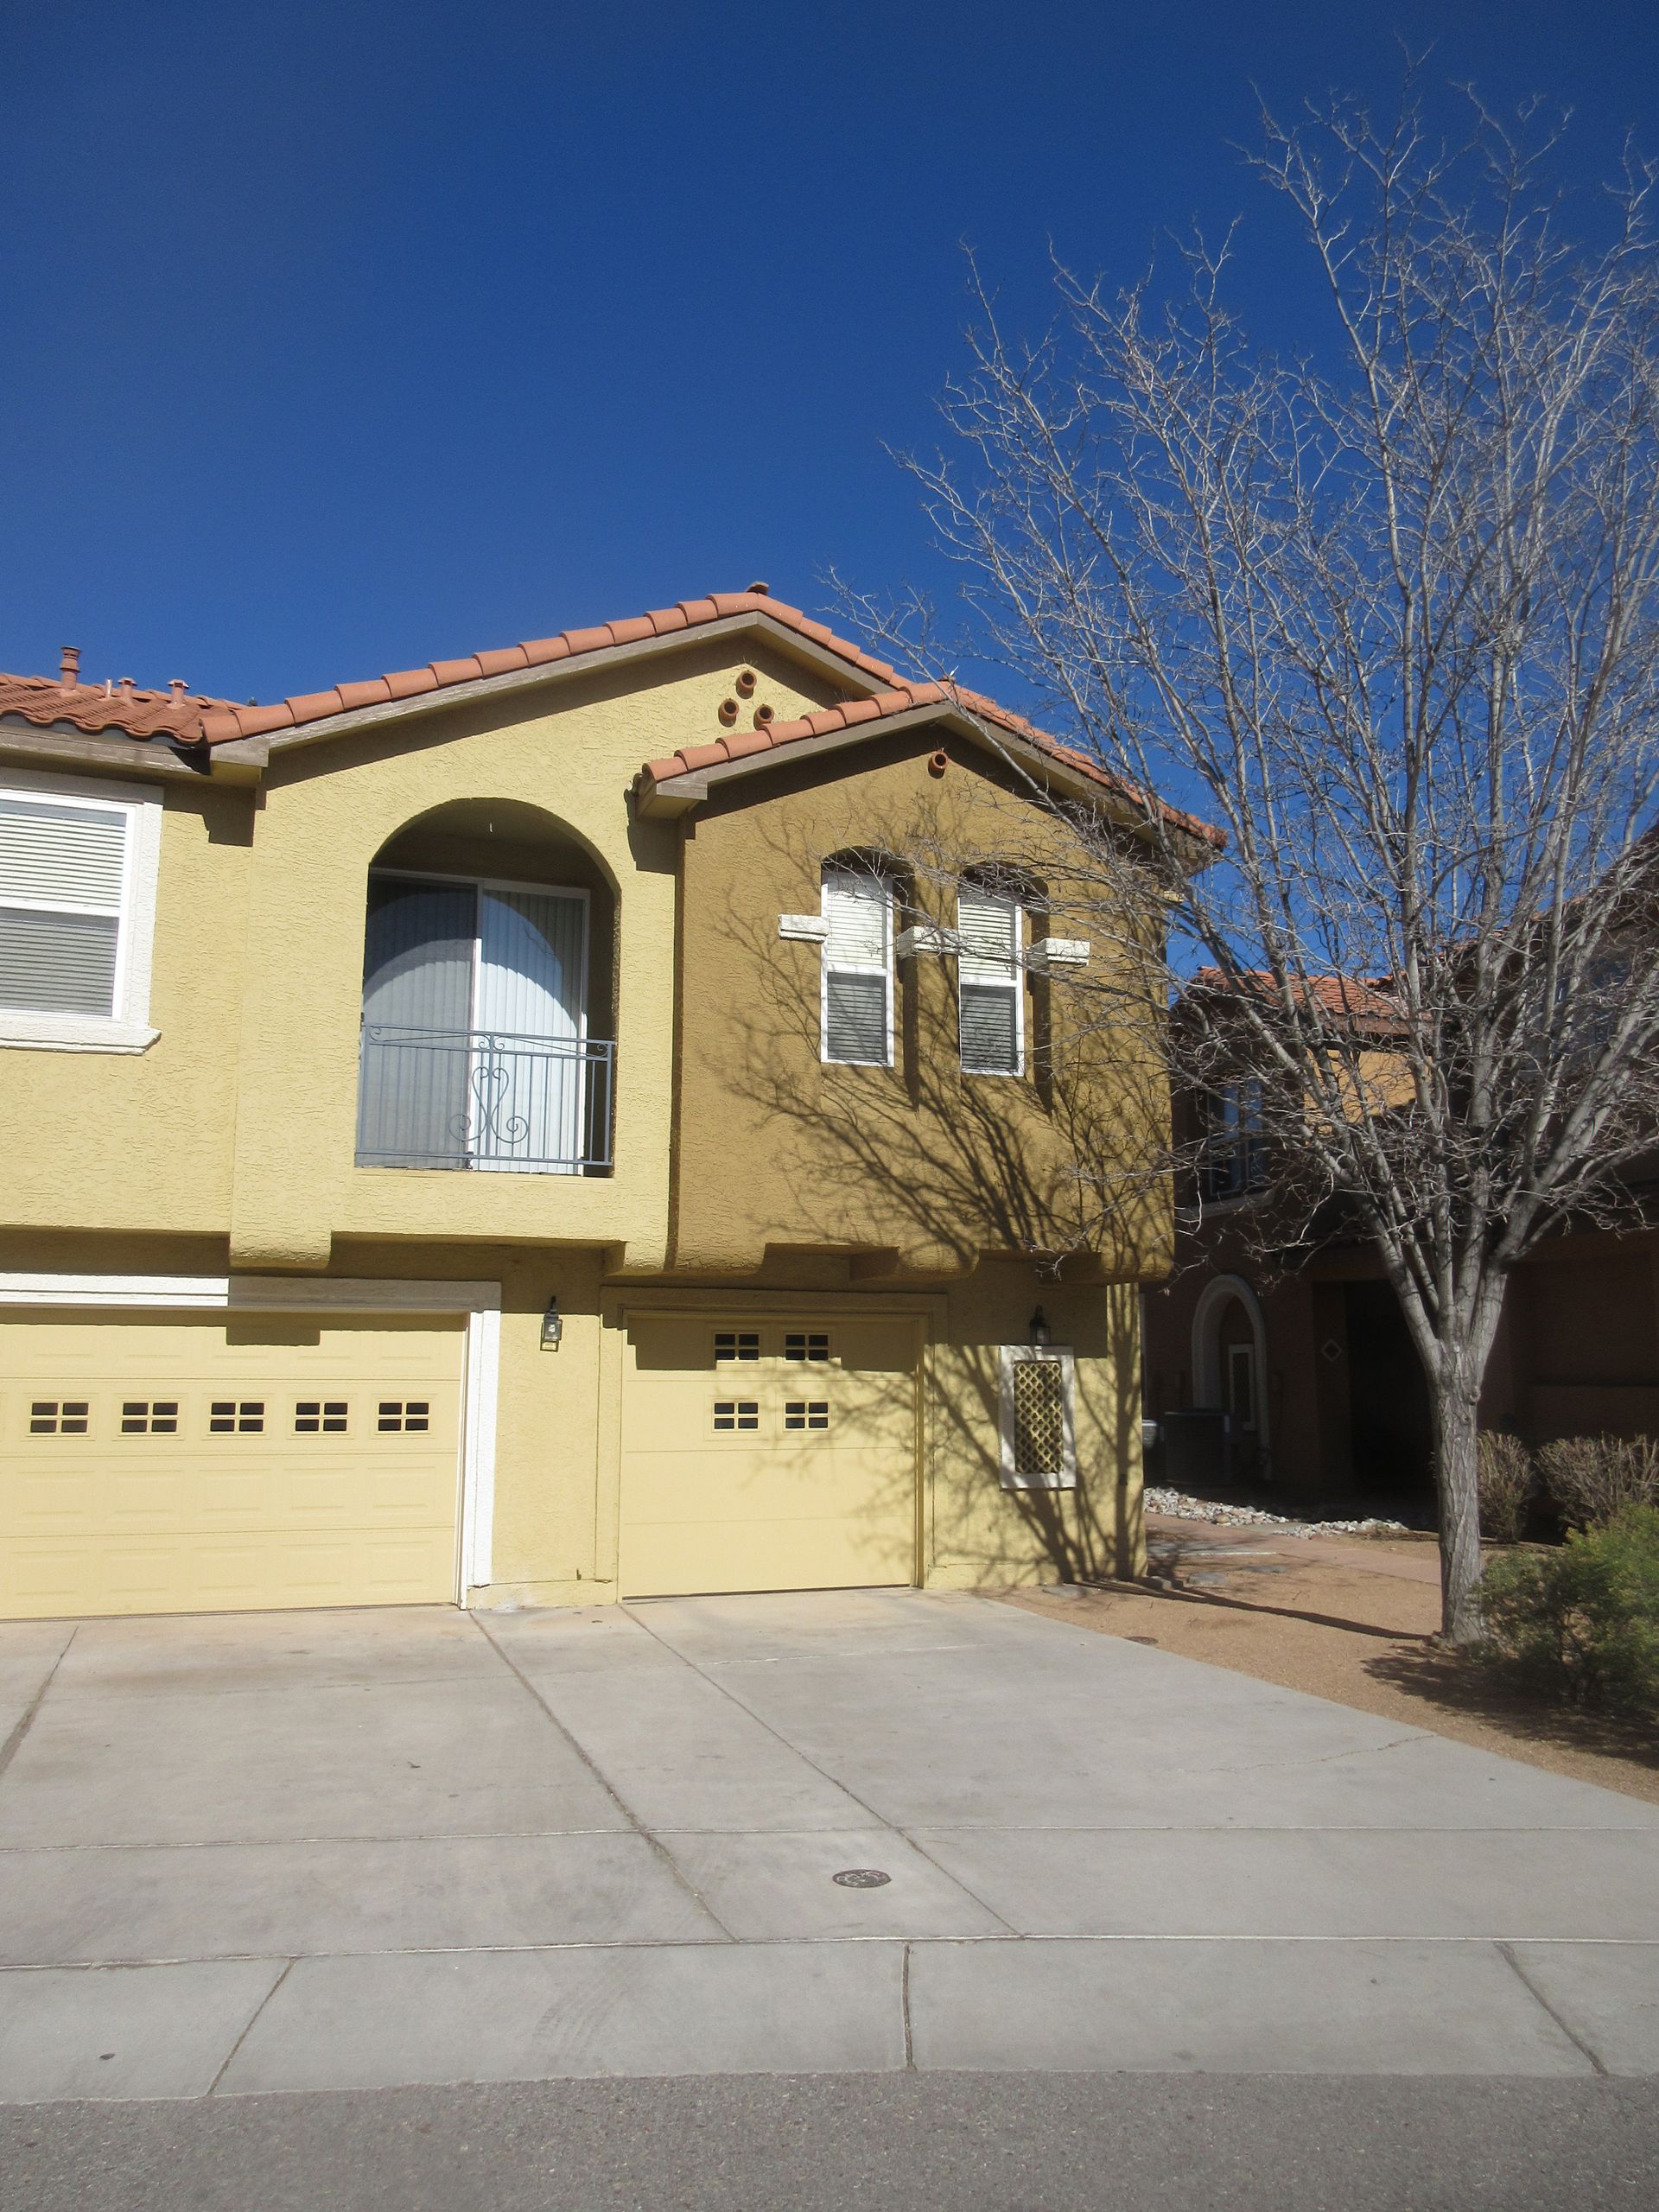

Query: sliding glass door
[357,874,589,1173]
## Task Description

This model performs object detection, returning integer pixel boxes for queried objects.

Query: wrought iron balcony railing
[355,1025,615,1173]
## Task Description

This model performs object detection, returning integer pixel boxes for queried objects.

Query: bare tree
[849,86,1659,1641]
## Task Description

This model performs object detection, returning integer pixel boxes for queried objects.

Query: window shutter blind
[957,887,1018,979]
[0,795,129,1019]
[960,983,1019,1073]
[0,907,118,1014]
[0,798,127,909]
[821,865,893,1065]
[823,870,889,965]
[825,972,889,1063]
[957,886,1021,1075]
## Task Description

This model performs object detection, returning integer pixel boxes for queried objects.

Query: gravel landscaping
[1141,1484,1413,1540]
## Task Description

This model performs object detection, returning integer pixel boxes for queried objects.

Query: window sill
[1177,1188,1268,1222]
[0,1014,160,1055]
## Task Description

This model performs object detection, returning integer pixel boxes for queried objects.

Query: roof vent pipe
[59,646,80,689]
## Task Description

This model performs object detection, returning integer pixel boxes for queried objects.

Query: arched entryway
[1192,1273,1269,1480]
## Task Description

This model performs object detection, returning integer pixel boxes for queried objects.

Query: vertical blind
[821,864,892,1065]
[357,874,588,1170]
[0,794,128,1018]
[957,885,1022,1076]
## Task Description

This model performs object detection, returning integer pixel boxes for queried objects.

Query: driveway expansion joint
[0,1625,76,1788]
[1497,1942,1611,2075]
[473,1610,741,1942]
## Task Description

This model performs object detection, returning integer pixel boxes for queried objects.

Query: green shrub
[1478,1505,1659,1715]
[1477,1431,1534,1543]
[1536,1434,1659,1529]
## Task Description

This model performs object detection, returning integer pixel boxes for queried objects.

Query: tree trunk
[1431,1377,1485,1644]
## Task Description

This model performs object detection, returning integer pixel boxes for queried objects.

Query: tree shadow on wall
[700,801,1171,1586]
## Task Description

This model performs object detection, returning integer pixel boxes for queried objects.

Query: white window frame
[957,882,1024,1078]
[998,1343,1078,1491]
[0,767,163,1054]
[820,861,894,1068]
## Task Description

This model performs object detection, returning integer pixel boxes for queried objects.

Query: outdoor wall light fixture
[540,1296,563,1351]
[1029,1306,1051,1347]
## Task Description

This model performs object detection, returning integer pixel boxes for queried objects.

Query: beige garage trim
[618,1306,923,1599]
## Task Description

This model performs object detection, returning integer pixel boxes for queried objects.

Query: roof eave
[0,716,224,784]
[636,698,1217,855]
[216,612,880,759]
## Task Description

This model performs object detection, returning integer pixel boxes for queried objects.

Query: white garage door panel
[1,1315,465,1619]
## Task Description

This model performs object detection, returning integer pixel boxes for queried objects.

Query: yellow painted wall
[226,639,844,1273]
[928,1262,1144,1586]
[0,777,253,1236]
[671,727,1174,1283]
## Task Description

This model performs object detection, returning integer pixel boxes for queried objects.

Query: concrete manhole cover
[832,1868,892,1888]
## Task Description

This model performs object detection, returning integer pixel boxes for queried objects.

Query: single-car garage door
[620,1313,918,1598]
[1,1313,465,1619]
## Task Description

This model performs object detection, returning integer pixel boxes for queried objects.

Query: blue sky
[3,2,1654,708]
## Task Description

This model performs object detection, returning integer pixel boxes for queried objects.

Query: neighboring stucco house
[0,588,1200,1620]
[1143,981,1659,1514]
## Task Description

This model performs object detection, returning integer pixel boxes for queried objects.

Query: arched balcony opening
[354,799,617,1176]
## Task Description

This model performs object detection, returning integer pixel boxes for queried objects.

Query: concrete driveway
[1,1588,1656,2101]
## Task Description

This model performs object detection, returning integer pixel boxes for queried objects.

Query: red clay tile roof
[192,590,904,747]
[637,670,1224,848]
[0,669,238,744]
[0,592,1221,847]
[1192,969,1403,1026]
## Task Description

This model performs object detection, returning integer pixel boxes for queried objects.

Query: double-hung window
[1199,1080,1266,1200]
[821,863,893,1066]
[957,883,1023,1077]
[0,773,162,1052]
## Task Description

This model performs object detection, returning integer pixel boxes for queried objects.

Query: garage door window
[209,1401,265,1433]
[29,1399,89,1435]
[713,1400,760,1432]
[119,1400,180,1435]
[714,1332,760,1363]
[296,1401,349,1434]
[377,1400,430,1433]
[785,1332,830,1363]
[784,1401,830,1432]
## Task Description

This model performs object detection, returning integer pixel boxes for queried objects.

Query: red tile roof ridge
[189,590,978,750]
[638,671,1224,849]
[1191,968,1403,1019]
[1,592,1223,852]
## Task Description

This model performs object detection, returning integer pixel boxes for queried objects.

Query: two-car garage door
[0,1314,464,1619]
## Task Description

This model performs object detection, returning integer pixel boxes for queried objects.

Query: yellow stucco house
[0,589,1199,1620]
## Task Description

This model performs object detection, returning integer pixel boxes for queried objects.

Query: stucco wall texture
[2,631,1165,1605]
